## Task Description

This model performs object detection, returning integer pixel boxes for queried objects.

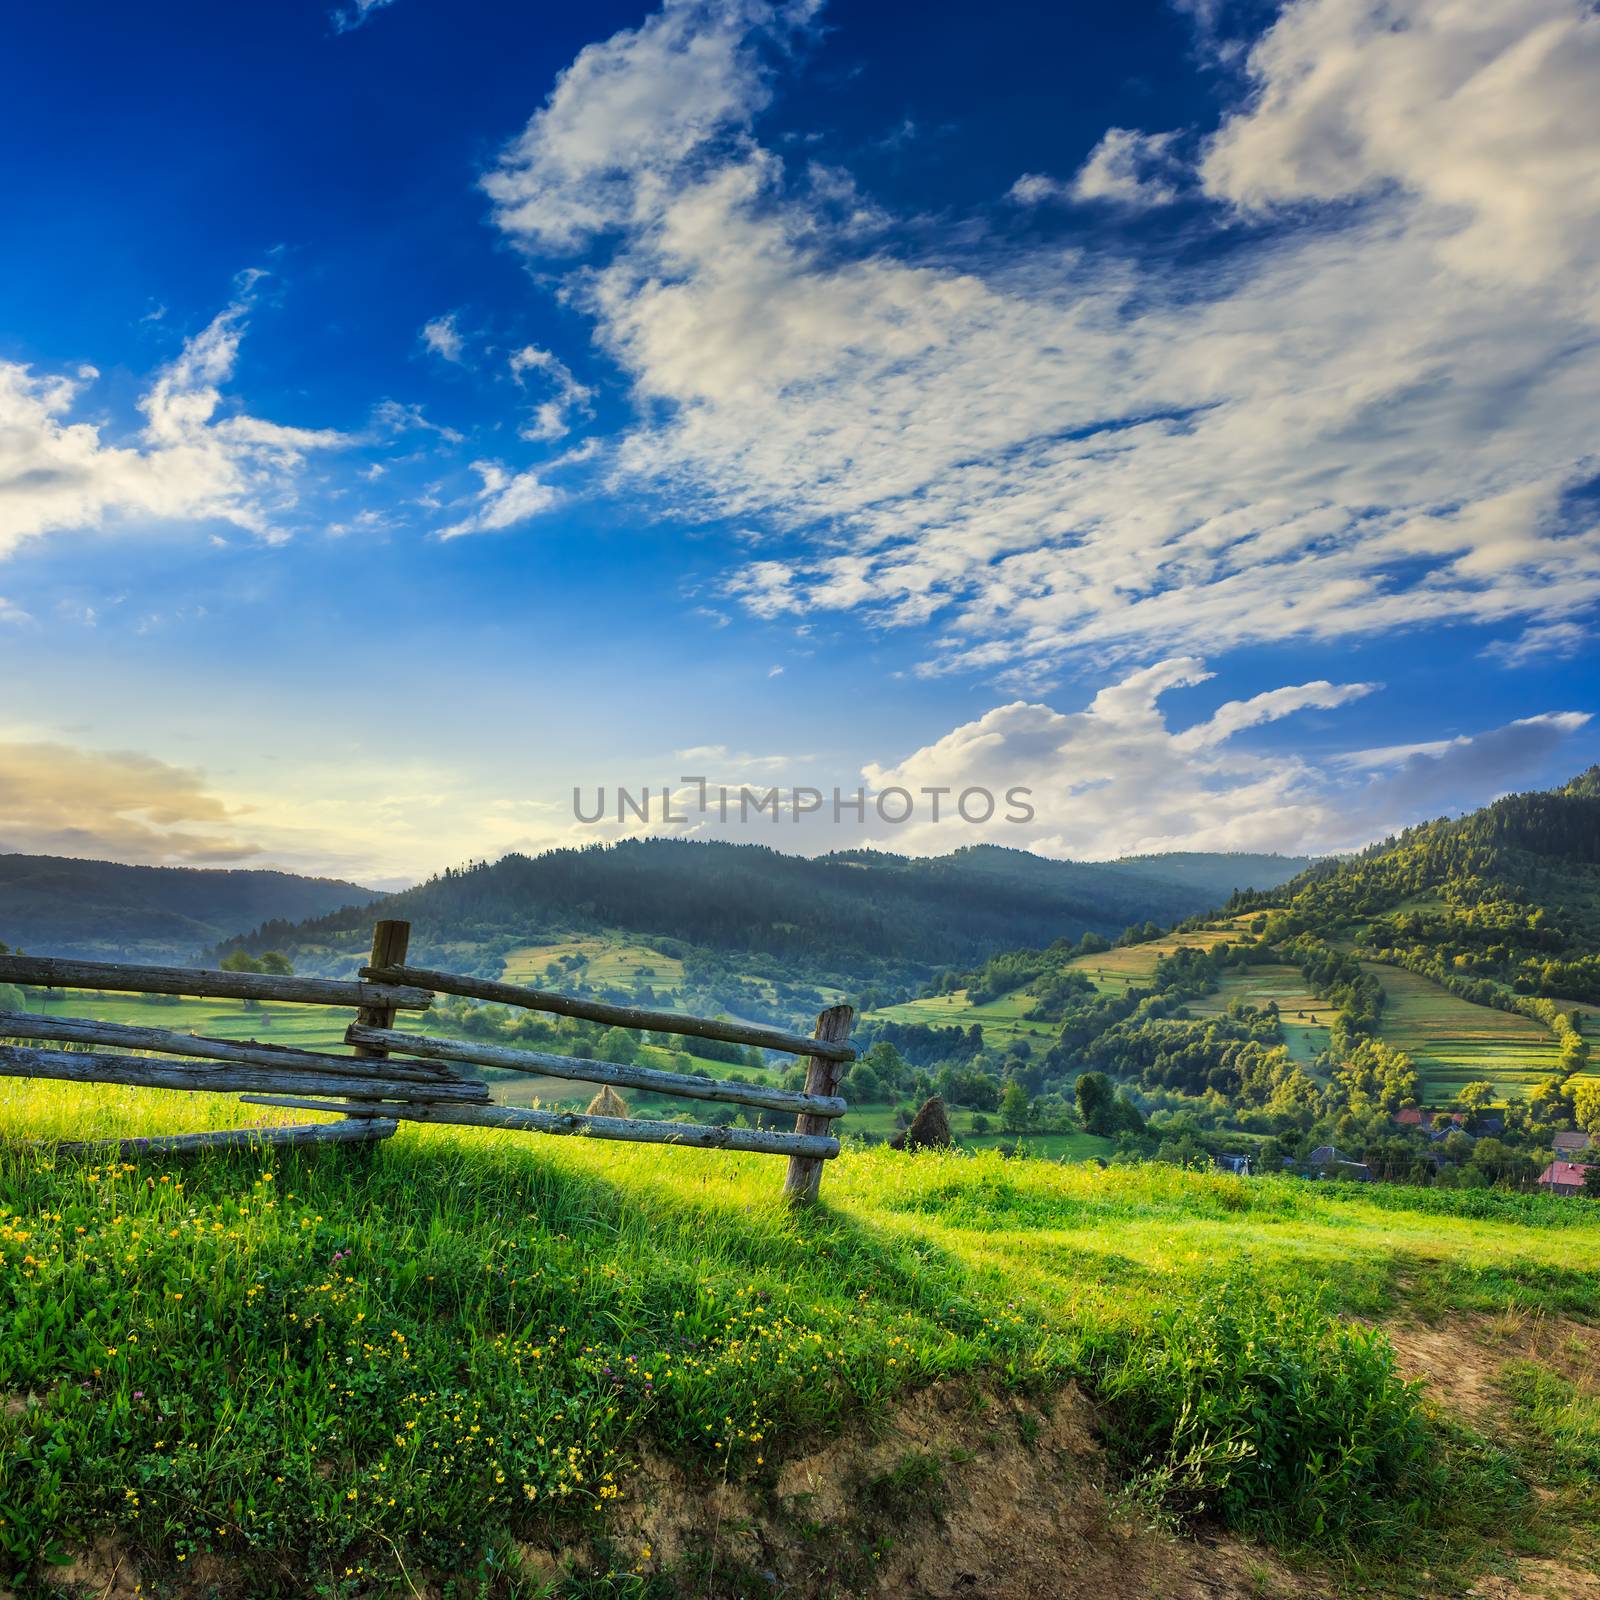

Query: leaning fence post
[352,920,411,1061]
[782,1003,854,1205]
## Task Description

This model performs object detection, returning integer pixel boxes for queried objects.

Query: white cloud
[859,660,1590,858]
[420,313,467,363]
[1070,127,1183,206]
[1007,172,1069,206]
[438,460,560,539]
[1201,0,1600,307]
[0,597,31,625]
[0,295,345,560]
[484,0,1600,679]
[331,0,396,34]
[509,344,595,440]
[1481,618,1590,667]
[483,0,813,252]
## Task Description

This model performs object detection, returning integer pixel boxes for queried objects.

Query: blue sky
[2,0,1596,886]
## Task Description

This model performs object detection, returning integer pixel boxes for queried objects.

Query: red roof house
[1395,1108,1424,1127]
[1538,1161,1596,1196]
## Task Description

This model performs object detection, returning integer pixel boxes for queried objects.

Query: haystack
[586,1085,630,1119]
[889,1095,952,1152]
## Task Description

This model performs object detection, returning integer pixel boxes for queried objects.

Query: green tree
[1584,1166,1600,1199]
[597,1028,637,1065]
[1000,1079,1032,1133]
[1075,1071,1115,1136]
[257,951,293,976]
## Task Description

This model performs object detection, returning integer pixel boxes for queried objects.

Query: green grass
[4,1079,1600,1594]
[503,939,687,996]
[863,987,1060,1051]
[17,992,355,1052]
[842,1104,1118,1161]
[1360,963,1579,1100]
[1065,919,1264,996]
[1186,965,1338,1064]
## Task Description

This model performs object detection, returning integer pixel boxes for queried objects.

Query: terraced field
[503,936,686,994]
[1360,962,1573,1100]
[1065,916,1266,994]
[1187,965,1337,1063]
[864,986,1061,1050]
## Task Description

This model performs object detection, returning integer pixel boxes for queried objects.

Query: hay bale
[889,1095,952,1152]
[585,1085,630,1119]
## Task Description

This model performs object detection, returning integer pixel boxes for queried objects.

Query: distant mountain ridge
[218,837,1315,981]
[0,854,382,962]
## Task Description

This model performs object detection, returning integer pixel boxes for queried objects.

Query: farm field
[1360,962,1578,1100]
[502,936,687,995]
[865,986,1059,1050]
[1188,965,1337,1063]
[4,1081,1600,1597]
[1065,916,1267,995]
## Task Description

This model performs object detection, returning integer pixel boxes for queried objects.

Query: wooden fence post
[352,920,411,1062]
[782,1003,854,1205]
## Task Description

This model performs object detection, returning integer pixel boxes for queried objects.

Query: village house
[1553,1131,1593,1159]
[1286,1145,1373,1182]
[1537,1160,1597,1196]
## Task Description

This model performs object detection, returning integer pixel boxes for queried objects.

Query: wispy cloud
[483,0,1600,682]
[331,0,397,35]
[0,284,346,560]
[509,344,594,440]
[0,738,262,864]
[1482,618,1591,667]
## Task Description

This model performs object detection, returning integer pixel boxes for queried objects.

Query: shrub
[1087,1287,1433,1547]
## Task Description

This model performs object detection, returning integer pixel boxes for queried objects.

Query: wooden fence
[0,920,855,1203]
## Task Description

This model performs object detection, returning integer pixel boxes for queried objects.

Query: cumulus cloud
[0,294,345,560]
[0,740,263,865]
[438,460,560,539]
[859,660,1590,858]
[1201,0,1600,305]
[483,0,1600,678]
[1069,127,1184,205]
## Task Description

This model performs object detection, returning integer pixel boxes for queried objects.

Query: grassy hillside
[3,1086,1600,1597]
[0,855,380,964]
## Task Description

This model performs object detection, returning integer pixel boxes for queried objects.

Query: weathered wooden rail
[0,919,855,1202]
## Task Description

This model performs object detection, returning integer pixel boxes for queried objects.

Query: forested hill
[221,838,1312,979]
[1232,766,1600,1004]
[0,854,381,963]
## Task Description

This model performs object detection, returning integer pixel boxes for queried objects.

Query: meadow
[1358,963,1574,1100]
[1064,922,1260,993]
[3,1077,1600,1596]
[502,940,688,997]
